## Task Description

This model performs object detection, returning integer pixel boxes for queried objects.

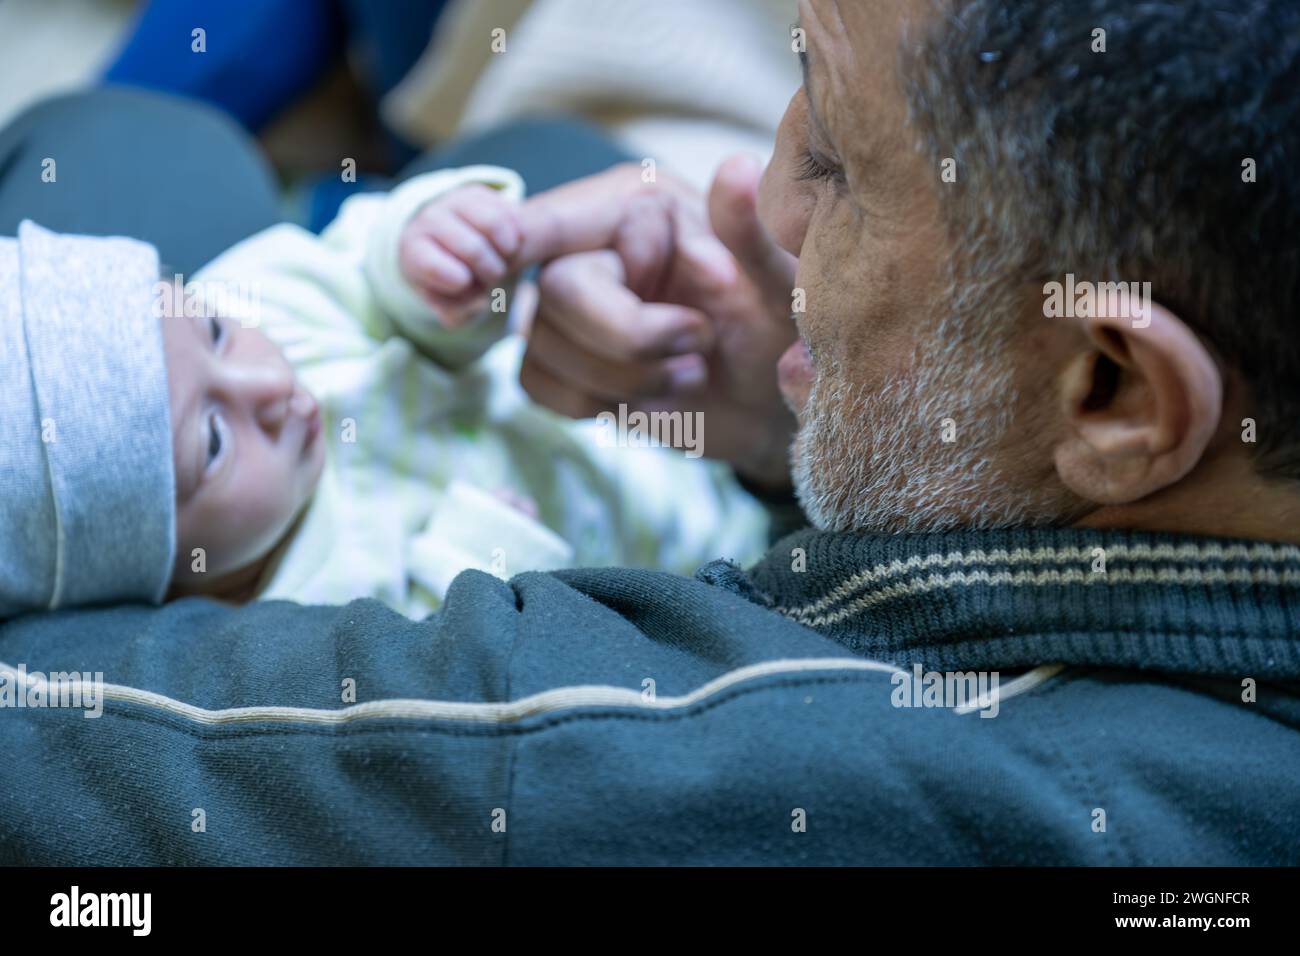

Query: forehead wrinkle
[810,0,925,189]
[798,50,832,147]
[802,0,855,102]
[801,1,864,144]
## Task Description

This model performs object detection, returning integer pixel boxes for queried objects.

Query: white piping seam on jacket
[0,657,909,727]
[783,566,1300,629]
[782,543,1300,621]
[952,663,1066,716]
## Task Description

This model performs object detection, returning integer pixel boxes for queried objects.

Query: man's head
[159,283,325,597]
[761,0,1300,536]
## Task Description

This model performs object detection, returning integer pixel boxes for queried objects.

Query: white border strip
[952,663,1066,715]
[0,657,911,728]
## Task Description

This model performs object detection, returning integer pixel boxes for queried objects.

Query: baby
[0,166,768,619]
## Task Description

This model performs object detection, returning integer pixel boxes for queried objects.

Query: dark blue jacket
[0,527,1296,864]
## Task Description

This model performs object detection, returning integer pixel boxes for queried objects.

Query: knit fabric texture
[0,220,175,616]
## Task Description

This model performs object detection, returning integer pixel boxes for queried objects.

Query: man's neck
[1073,454,1300,544]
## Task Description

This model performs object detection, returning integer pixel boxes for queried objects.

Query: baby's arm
[192,166,525,374]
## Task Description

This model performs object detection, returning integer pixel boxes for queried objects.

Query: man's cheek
[791,257,842,353]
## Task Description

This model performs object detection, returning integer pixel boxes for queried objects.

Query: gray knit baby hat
[0,220,176,617]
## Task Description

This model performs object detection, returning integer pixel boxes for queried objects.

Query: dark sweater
[0,526,1296,864]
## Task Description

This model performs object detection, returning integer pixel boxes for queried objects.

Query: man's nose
[215,358,296,435]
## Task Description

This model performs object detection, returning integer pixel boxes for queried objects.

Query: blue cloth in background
[336,0,454,170]
[337,0,449,102]
[102,0,448,138]
[103,0,346,132]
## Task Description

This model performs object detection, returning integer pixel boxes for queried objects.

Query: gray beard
[791,327,1075,534]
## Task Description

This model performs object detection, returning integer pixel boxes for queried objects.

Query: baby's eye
[206,412,225,467]
[209,317,223,347]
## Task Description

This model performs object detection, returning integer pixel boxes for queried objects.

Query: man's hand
[516,156,799,490]
[399,183,522,328]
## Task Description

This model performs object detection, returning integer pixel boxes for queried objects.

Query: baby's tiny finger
[419,286,486,328]
[434,211,507,283]
[402,237,473,294]
[456,195,522,259]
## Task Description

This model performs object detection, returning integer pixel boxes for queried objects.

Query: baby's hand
[399,183,522,328]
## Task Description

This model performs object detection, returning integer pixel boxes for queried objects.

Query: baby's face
[160,309,325,595]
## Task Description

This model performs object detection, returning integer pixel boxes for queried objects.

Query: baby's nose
[223,360,295,431]
[255,393,291,434]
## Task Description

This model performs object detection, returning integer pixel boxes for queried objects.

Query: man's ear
[1053,298,1223,505]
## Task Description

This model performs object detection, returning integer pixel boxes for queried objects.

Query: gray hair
[902,0,1300,477]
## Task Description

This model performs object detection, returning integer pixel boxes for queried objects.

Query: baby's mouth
[288,388,321,452]
[302,404,321,450]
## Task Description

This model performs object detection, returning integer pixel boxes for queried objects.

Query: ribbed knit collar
[740,527,1300,677]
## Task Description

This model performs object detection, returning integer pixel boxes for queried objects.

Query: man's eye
[795,147,842,184]
[206,412,224,466]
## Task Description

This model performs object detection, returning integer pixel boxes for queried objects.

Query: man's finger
[612,189,675,297]
[536,252,715,363]
[528,308,708,401]
[513,165,645,265]
[518,350,608,420]
[707,152,799,307]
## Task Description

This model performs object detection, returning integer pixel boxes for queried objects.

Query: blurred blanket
[383,0,801,190]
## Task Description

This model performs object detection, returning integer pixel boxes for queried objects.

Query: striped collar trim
[778,542,1300,628]
[747,529,1300,675]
